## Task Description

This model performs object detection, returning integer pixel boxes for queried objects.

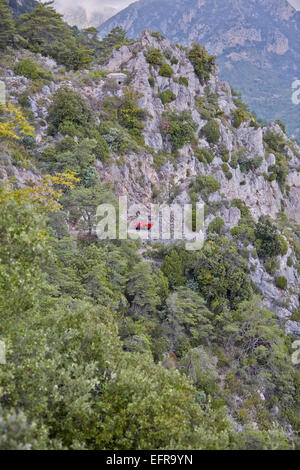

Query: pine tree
[0,0,15,49]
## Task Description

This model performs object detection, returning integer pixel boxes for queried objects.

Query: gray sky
[54,0,136,13]
[289,0,300,8]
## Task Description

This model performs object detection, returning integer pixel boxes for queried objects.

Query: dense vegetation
[0,1,131,70]
[0,1,300,451]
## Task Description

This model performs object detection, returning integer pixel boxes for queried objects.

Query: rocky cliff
[98,0,300,140]
[1,29,300,334]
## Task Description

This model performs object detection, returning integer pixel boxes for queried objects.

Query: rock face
[98,0,300,140]
[1,30,300,333]
[99,31,300,327]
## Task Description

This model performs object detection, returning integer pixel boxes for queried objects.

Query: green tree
[165,287,213,357]
[190,236,252,311]
[161,110,197,152]
[126,262,160,319]
[200,119,220,144]
[0,0,15,49]
[254,216,288,259]
[95,352,233,450]
[0,407,49,450]
[0,194,48,319]
[16,2,93,69]
[161,250,185,288]
[47,87,94,136]
[62,183,115,236]
[188,42,216,85]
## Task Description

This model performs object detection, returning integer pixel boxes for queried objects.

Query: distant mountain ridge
[8,0,37,17]
[98,0,300,139]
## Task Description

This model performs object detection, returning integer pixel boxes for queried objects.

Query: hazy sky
[54,0,136,13]
[289,0,300,8]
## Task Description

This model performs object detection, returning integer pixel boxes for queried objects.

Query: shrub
[88,130,111,163]
[230,152,239,169]
[188,42,216,85]
[47,87,94,136]
[179,76,189,87]
[117,89,147,140]
[231,224,255,243]
[148,75,155,87]
[159,62,173,77]
[232,108,250,128]
[263,132,286,153]
[200,119,220,144]
[264,258,280,276]
[219,143,230,161]
[275,120,286,133]
[194,147,214,164]
[161,110,197,152]
[254,216,288,259]
[208,217,224,234]
[238,154,263,173]
[102,127,137,155]
[151,32,165,40]
[159,90,176,105]
[195,95,220,120]
[193,175,221,197]
[146,48,164,65]
[275,276,287,290]
[14,58,53,81]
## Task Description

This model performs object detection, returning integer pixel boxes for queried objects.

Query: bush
[263,132,286,153]
[194,147,214,164]
[264,258,280,276]
[148,75,155,87]
[117,89,147,140]
[151,32,165,40]
[207,217,224,234]
[275,276,287,290]
[254,216,288,259]
[188,42,216,85]
[222,163,230,173]
[238,154,263,173]
[230,152,239,169]
[47,87,94,136]
[232,108,250,128]
[102,127,137,155]
[161,110,197,152]
[200,119,220,144]
[275,120,286,133]
[179,77,189,87]
[146,48,164,65]
[88,130,111,163]
[219,143,230,162]
[159,62,173,77]
[159,90,176,105]
[192,175,221,198]
[14,58,53,81]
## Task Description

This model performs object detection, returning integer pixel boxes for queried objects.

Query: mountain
[1,2,300,447]
[8,0,37,16]
[98,0,300,139]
